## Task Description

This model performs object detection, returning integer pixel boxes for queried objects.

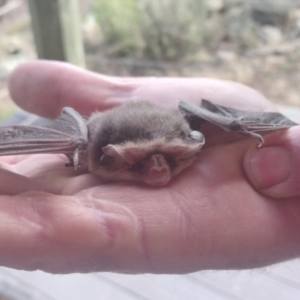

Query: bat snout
[142,154,172,186]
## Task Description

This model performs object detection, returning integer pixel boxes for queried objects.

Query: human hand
[1,61,299,273]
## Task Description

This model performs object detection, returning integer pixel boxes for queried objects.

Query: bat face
[87,101,205,186]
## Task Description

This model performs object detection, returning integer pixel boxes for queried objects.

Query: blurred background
[1,1,300,299]
[0,0,300,122]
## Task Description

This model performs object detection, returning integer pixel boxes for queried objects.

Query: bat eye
[188,131,204,143]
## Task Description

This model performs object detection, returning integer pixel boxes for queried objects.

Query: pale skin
[1,60,300,274]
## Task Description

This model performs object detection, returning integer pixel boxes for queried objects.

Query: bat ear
[102,144,125,161]
[165,143,203,159]
[102,144,140,164]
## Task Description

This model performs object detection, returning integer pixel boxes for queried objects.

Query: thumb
[244,126,300,199]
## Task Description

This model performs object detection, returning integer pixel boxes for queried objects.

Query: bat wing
[179,100,298,145]
[200,100,297,131]
[0,107,88,167]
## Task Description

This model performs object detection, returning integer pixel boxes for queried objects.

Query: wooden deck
[1,259,300,300]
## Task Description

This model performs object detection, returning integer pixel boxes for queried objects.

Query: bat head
[91,135,204,186]
[88,101,205,186]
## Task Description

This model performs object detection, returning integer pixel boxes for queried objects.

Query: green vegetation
[92,0,142,57]
[92,0,215,61]
[91,0,297,61]
[88,0,300,107]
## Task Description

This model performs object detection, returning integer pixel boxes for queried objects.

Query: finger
[130,77,275,111]
[0,169,42,195]
[9,61,275,119]
[0,154,103,196]
[244,126,300,198]
[8,61,135,118]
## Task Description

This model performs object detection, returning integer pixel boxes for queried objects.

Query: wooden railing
[27,0,85,67]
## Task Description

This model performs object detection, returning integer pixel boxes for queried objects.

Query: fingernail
[247,146,292,189]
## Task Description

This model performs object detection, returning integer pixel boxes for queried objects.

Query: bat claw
[73,149,79,170]
[248,132,264,147]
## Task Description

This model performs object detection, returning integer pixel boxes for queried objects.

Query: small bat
[0,101,204,186]
[0,100,297,186]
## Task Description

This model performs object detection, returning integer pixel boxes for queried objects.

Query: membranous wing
[0,107,88,166]
[179,100,298,145]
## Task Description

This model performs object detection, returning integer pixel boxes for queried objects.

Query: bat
[0,101,204,186]
[0,100,297,186]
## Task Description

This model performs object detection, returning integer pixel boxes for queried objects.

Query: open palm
[1,61,300,274]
